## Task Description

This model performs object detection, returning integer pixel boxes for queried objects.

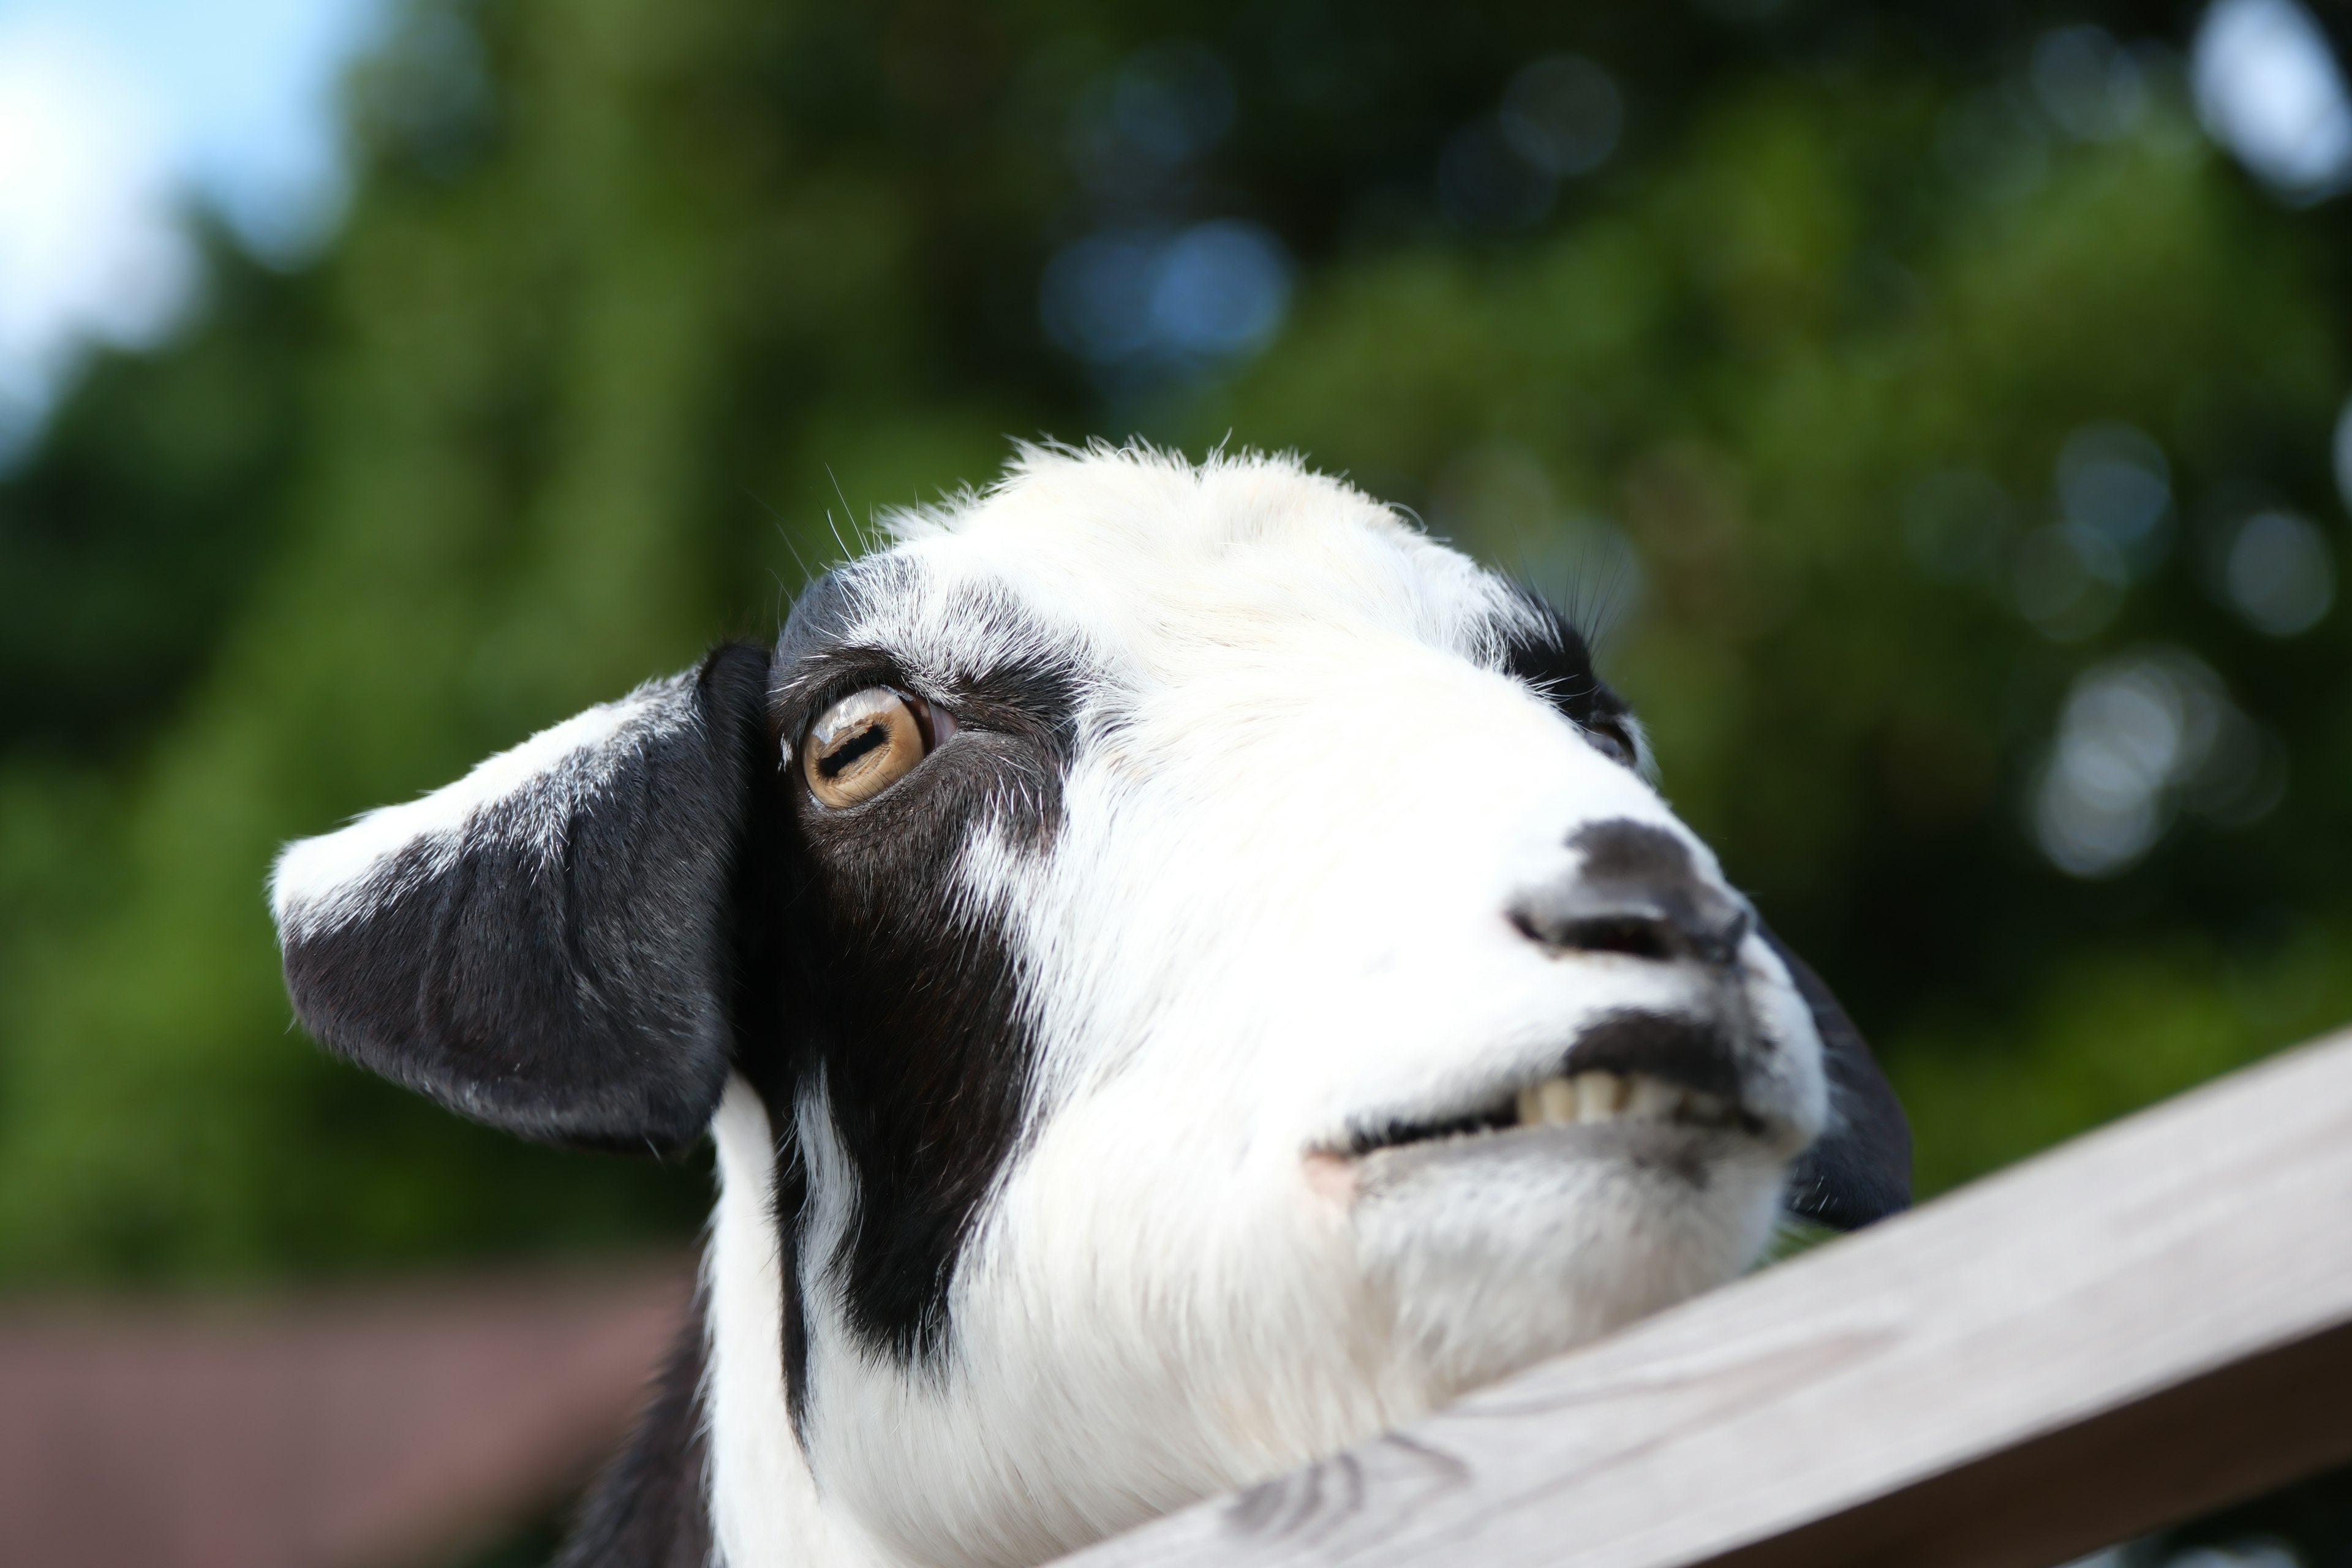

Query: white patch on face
[268,673,696,941]
[710,1079,902,1568]
[749,449,1836,1567]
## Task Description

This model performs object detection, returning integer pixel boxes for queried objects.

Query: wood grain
[1061,1028,2352,1568]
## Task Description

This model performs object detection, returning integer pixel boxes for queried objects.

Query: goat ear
[1762,927,1913,1231]
[271,644,774,1153]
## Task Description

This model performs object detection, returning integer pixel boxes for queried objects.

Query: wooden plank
[1062,1028,2352,1568]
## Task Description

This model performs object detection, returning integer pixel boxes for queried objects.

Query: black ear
[1762,927,1912,1231]
[271,644,774,1153]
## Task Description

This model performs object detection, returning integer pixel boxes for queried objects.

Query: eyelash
[1507,668,1634,769]
[1583,717,1636,767]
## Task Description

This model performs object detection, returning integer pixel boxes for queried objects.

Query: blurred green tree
[0,0,2344,1311]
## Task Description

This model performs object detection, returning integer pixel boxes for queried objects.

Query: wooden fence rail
[1063,1027,2352,1568]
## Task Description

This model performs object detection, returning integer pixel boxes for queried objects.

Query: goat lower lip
[1344,1066,1764,1160]
[1338,1009,1772,1160]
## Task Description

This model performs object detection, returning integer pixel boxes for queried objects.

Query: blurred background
[0,0,2346,1562]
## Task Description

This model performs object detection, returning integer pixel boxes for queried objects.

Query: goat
[271,446,1909,1568]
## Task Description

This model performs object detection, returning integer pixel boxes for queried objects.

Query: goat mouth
[1339,1012,1768,1161]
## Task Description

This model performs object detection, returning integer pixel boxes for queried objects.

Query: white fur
[717,448,1830,1567]
[709,1080,899,1568]
[268,673,695,941]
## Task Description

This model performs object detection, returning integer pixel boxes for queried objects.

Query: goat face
[272,448,1907,1568]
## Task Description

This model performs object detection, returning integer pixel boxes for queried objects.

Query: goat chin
[1350,1131,1790,1401]
[707,1079,1785,1568]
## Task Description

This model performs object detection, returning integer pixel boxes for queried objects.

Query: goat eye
[1586,718,1636,769]
[803,687,929,807]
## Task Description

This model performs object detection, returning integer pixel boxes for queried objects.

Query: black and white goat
[271,447,1908,1568]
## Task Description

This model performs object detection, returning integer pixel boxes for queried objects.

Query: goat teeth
[1512,1072,1739,1134]
[1574,1071,1624,1121]
[1626,1077,1683,1121]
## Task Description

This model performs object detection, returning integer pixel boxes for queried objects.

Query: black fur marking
[707,633,816,1437]
[1764,927,1913,1231]
[552,1290,712,1568]
[1494,586,1635,758]
[1569,818,1694,884]
[776,1137,813,1439]
[744,566,1088,1376]
[280,643,774,1152]
[1566,1010,1747,1104]
[790,665,1077,1361]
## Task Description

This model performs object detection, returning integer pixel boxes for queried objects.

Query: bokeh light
[1500,55,1624,178]
[2192,0,2352,201]
[2222,510,2336,636]
[2013,524,2128,642]
[2332,396,2352,512]
[1440,53,1624,232]
[1041,219,1291,369]
[2054,422,2173,575]
[2030,26,2151,143]
[2033,649,2282,877]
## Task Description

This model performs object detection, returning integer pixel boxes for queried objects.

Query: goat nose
[1509,819,1754,968]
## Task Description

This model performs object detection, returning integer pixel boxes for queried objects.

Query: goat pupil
[818,722,890,779]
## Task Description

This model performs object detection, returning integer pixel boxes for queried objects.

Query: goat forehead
[835,454,1525,682]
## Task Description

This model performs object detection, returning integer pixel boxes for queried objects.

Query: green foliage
[0,0,2346,1293]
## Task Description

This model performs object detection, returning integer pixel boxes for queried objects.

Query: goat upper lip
[1337,1011,1768,1158]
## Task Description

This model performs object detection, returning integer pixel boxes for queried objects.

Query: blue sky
[0,0,382,456]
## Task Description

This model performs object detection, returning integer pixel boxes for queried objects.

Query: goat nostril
[1517,904,1746,967]
[1513,820,1755,967]
[1509,878,1752,968]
